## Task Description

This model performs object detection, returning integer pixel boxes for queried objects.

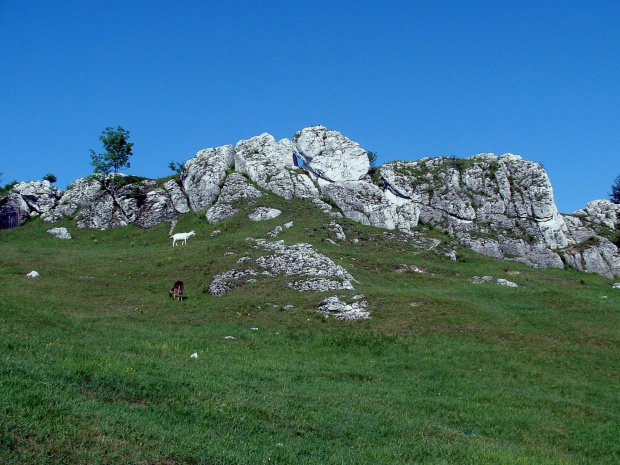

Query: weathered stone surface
[8,181,62,222]
[209,238,356,296]
[321,180,418,231]
[182,145,235,211]
[292,126,370,182]
[248,207,281,222]
[135,188,176,229]
[373,154,572,268]
[49,176,179,230]
[317,296,370,320]
[209,269,257,296]
[163,179,190,214]
[0,194,31,225]
[47,227,71,239]
[572,200,620,230]
[561,237,620,279]
[253,239,354,285]
[562,205,620,278]
[235,133,319,200]
[288,278,354,292]
[206,173,263,224]
[326,221,346,241]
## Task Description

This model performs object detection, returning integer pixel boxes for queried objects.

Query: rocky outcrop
[235,133,319,200]
[182,145,235,211]
[571,200,620,230]
[318,295,370,320]
[135,188,177,229]
[3,181,63,223]
[209,238,356,296]
[292,126,370,182]
[561,203,620,278]
[163,179,190,214]
[205,173,263,224]
[48,176,178,230]
[4,126,618,278]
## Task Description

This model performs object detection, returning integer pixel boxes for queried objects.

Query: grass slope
[1,192,618,464]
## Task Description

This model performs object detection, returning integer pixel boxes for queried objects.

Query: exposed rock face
[321,180,417,231]
[292,126,370,182]
[205,173,263,224]
[182,145,235,211]
[4,126,618,279]
[561,211,620,278]
[1,194,31,225]
[6,181,62,223]
[235,133,319,200]
[369,154,569,269]
[48,176,178,230]
[135,188,177,229]
[163,179,190,214]
[572,200,620,230]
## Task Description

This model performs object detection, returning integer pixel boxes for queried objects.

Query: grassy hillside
[1,191,618,464]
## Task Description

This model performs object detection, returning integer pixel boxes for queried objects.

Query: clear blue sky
[1,0,618,213]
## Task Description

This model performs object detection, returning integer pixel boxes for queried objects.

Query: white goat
[170,230,196,246]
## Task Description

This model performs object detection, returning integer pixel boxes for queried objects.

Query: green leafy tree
[43,173,57,183]
[90,126,134,175]
[610,174,620,204]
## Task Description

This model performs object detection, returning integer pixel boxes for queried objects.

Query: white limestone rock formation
[209,238,356,296]
[135,188,177,229]
[8,181,62,222]
[376,154,570,268]
[205,173,263,224]
[560,202,620,278]
[49,176,178,230]
[572,200,620,230]
[163,179,190,214]
[322,180,419,232]
[182,145,235,211]
[235,133,319,200]
[292,126,370,182]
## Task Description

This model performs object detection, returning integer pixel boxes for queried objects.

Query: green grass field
[1,193,618,464]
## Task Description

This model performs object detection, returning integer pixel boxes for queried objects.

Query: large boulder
[182,145,235,211]
[292,126,370,182]
[235,133,319,200]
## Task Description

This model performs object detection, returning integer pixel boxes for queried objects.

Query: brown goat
[168,281,184,302]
